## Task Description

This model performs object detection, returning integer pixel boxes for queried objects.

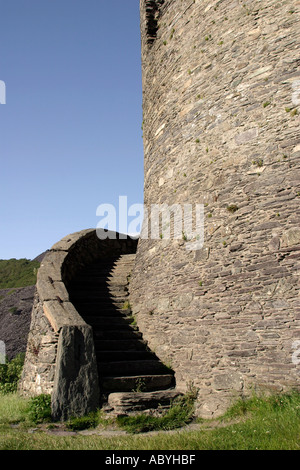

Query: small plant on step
[252,158,264,167]
[132,378,147,393]
[129,315,137,326]
[122,300,131,311]
[182,231,188,241]
[227,204,239,213]
[185,380,199,402]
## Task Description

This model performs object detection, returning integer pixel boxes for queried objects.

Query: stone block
[107,390,182,415]
[37,278,69,303]
[51,229,95,251]
[235,128,258,145]
[51,325,100,421]
[213,372,244,391]
[38,251,68,282]
[281,228,300,247]
[43,300,86,333]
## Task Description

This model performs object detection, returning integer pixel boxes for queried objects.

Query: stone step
[96,350,157,362]
[67,253,178,408]
[69,295,126,303]
[69,285,128,295]
[84,316,135,328]
[84,269,132,277]
[107,390,182,415]
[71,300,128,311]
[70,304,131,318]
[72,294,128,301]
[98,360,172,376]
[70,277,111,284]
[93,329,143,340]
[72,272,132,282]
[100,374,175,393]
[94,339,149,351]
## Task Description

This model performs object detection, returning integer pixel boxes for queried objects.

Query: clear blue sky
[0,0,144,260]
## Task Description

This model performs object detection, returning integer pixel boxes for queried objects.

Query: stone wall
[20,229,137,420]
[130,0,300,417]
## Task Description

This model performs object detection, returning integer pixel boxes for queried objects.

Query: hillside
[0,255,46,360]
[0,286,35,360]
[0,258,40,289]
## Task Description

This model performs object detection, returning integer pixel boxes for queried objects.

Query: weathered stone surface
[130,0,300,418]
[107,390,182,415]
[281,228,300,247]
[235,128,259,145]
[19,292,58,396]
[51,325,100,421]
[51,229,95,252]
[38,251,68,282]
[36,278,69,303]
[43,300,86,333]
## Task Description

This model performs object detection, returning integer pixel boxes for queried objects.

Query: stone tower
[130,0,300,416]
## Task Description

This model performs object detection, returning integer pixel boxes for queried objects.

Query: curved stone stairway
[68,254,180,415]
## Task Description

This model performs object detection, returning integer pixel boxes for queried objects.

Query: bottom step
[107,390,182,415]
[100,374,175,393]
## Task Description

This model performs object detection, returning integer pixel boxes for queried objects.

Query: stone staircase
[68,254,180,415]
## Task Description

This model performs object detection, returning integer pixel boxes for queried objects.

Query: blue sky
[0,0,144,260]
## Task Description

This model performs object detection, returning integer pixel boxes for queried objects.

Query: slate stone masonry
[130,0,300,417]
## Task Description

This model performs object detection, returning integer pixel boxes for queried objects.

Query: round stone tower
[130,0,300,417]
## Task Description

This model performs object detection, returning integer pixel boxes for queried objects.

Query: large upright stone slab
[51,325,100,421]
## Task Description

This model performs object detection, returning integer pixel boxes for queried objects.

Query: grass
[0,258,40,289]
[0,391,299,450]
[0,393,30,426]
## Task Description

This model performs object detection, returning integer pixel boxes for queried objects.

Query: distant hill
[32,250,49,263]
[0,258,40,289]
[0,286,35,360]
[0,254,48,360]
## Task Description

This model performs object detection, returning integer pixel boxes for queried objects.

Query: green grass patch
[66,411,104,431]
[0,391,299,450]
[26,394,52,424]
[0,393,30,426]
[0,258,40,289]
